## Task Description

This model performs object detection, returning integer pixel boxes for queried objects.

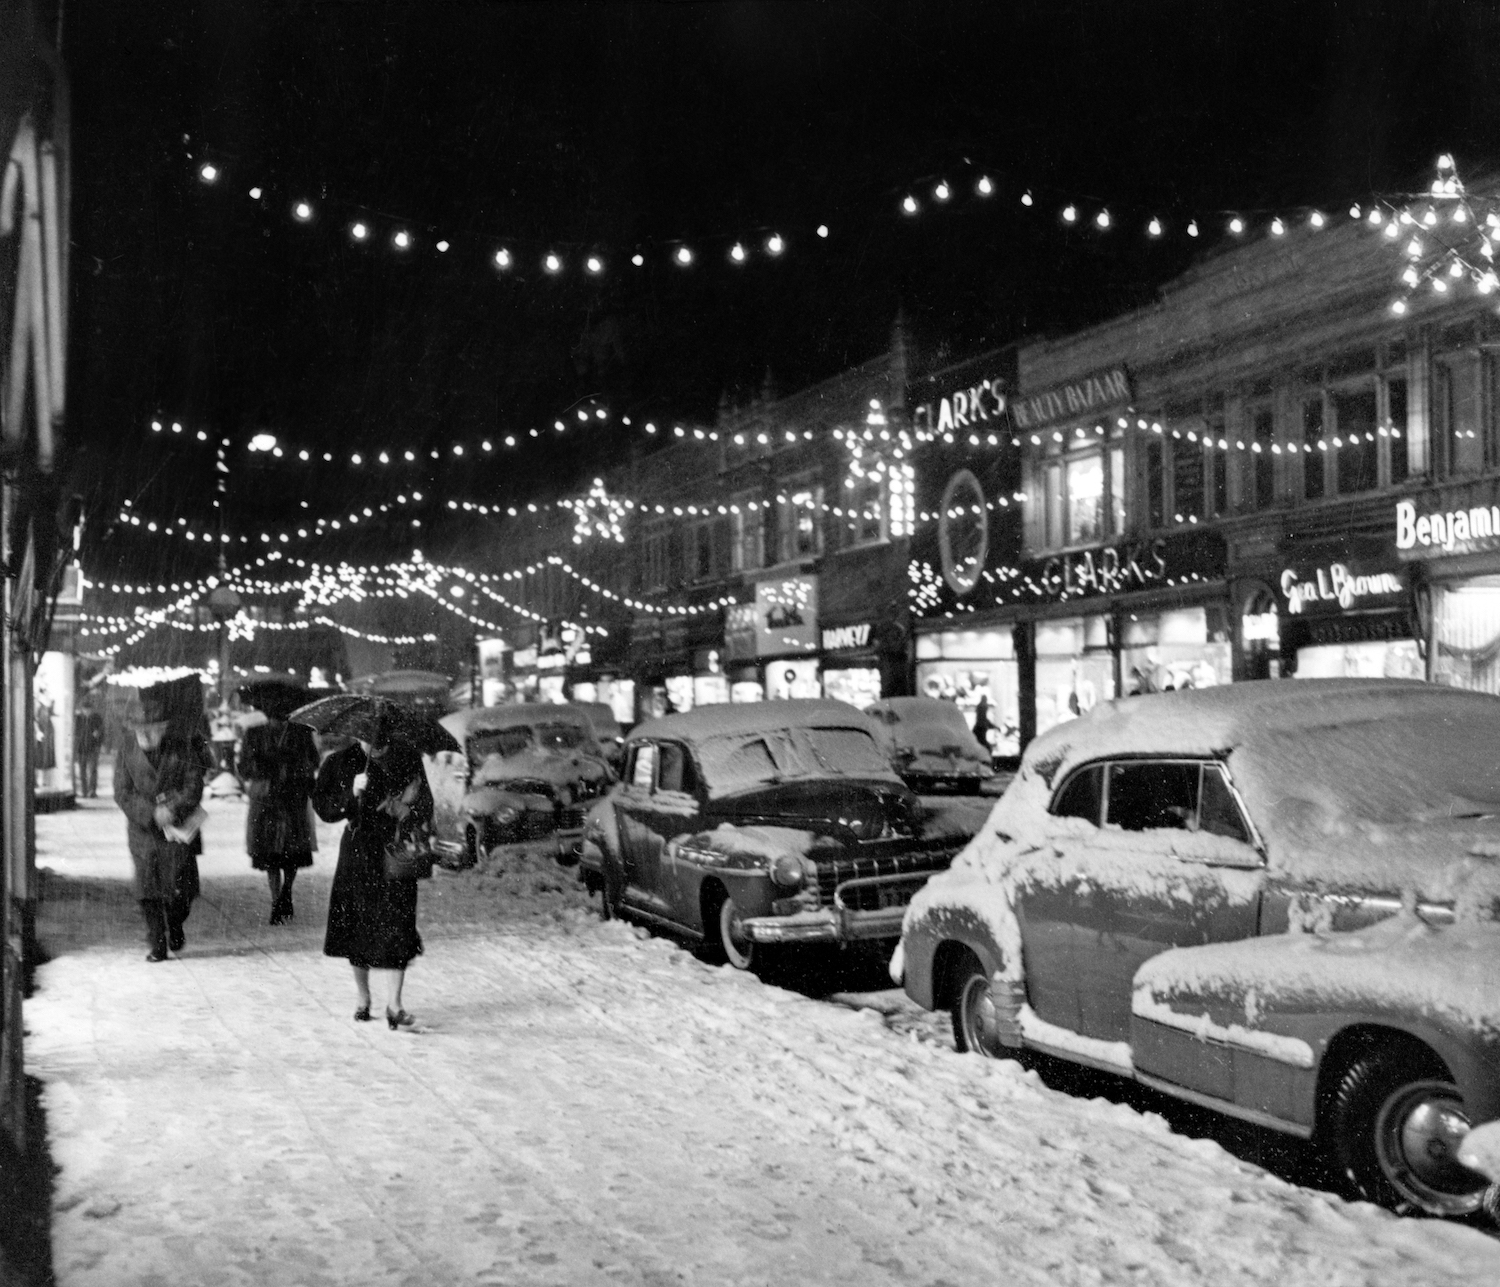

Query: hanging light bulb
[976,176,993,196]
[1454,205,1469,224]
[816,224,828,237]
[1383,221,1400,240]
[585,255,603,274]
[494,248,512,269]
[1434,278,1449,293]
[933,181,950,201]
[248,186,262,200]
[1422,208,1438,227]
[544,252,562,272]
[1095,209,1111,229]
[1309,210,1326,228]
[1021,191,1033,206]
[1481,272,1499,294]
[1228,216,1245,235]
[350,222,369,241]
[1187,220,1199,237]
[435,240,449,252]
[766,233,784,255]
[1450,259,1465,278]
[1367,208,1384,226]
[292,200,314,222]
[1438,153,1456,172]
[901,195,919,215]
[1402,266,1420,286]
[675,245,693,265]
[392,230,411,250]
[1147,217,1163,237]
[1270,217,1285,236]
[1407,237,1423,257]
[1347,204,1360,219]
[730,243,746,262]
[631,252,644,266]
[197,162,219,184]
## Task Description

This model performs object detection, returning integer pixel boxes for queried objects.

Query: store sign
[755,576,819,656]
[916,377,1006,434]
[1395,498,1500,556]
[822,623,872,651]
[1011,365,1131,432]
[1021,530,1225,603]
[511,647,538,669]
[1280,563,1405,615]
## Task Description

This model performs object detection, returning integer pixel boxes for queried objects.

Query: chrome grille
[814,841,958,911]
[559,804,586,830]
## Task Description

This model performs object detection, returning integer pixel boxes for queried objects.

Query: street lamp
[206,582,242,711]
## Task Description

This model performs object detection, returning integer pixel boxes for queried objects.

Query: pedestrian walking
[313,713,432,1029]
[238,689,318,925]
[74,697,105,797]
[112,682,210,962]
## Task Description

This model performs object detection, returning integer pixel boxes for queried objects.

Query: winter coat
[315,744,428,970]
[113,734,209,903]
[238,720,318,868]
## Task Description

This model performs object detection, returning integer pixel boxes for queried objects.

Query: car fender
[1132,926,1500,1129]
[899,892,1011,1012]
[670,824,810,929]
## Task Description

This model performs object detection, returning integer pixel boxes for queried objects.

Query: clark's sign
[915,377,1006,435]
[1395,497,1500,556]
[1019,529,1225,602]
[1011,366,1132,432]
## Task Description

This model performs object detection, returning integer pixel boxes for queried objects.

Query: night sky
[63,0,1500,587]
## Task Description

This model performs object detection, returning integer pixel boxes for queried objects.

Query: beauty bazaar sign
[1011,366,1132,432]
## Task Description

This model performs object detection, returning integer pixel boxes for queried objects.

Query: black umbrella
[237,677,310,721]
[288,693,459,756]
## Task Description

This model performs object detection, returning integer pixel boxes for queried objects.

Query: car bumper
[740,872,933,945]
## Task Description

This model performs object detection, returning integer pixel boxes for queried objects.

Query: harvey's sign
[1011,366,1132,432]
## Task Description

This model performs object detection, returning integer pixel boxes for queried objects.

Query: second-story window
[1302,396,1326,500]
[730,493,763,572]
[1039,427,1126,548]
[1333,388,1378,493]
[691,519,718,581]
[1250,406,1275,509]
[777,477,823,561]
[847,471,885,545]
[643,525,670,591]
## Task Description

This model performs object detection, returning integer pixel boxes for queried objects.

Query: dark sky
[64,0,1500,584]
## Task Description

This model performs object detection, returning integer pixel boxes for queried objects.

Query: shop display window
[1297,640,1421,681]
[730,680,765,703]
[693,674,729,706]
[916,659,1019,758]
[665,675,695,713]
[766,658,821,700]
[1433,580,1500,693]
[598,678,635,726]
[1121,606,1231,695]
[822,666,882,709]
[537,675,566,703]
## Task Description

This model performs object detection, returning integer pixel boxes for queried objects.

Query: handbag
[379,777,436,881]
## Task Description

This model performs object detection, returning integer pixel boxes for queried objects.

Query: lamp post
[206,581,242,711]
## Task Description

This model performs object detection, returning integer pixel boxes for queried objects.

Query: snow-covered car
[579,699,981,969]
[573,700,627,774]
[424,705,614,864]
[865,696,996,794]
[894,679,1500,1220]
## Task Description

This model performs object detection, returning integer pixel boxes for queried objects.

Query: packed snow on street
[23,789,1500,1286]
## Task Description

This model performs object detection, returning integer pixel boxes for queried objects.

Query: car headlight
[770,852,806,890]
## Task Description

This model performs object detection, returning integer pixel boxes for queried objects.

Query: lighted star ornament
[1378,154,1500,316]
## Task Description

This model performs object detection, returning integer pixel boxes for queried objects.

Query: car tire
[950,954,1003,1058]
[716,894,756,971]
[1326,1042,1488,1217]
[599,852,624,921]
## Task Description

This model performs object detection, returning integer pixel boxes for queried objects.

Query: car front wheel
[717,895,755,971]
[1327,1043,1489,1217]
[951,955,1004,1057]
[599,852,624,921]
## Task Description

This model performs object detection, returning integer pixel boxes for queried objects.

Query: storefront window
[915,628,1020,758]
[1109,446,1125,534]
[731,495,764,572]
[1066,454,1103,544]
[822,666,882,709]
[1122,607,1231,695]
[1296,640,1421,680]
[665,675,695,713]
[1334,388,1378,494]
[693,674,729,705]
[730,680,765,703]
[1035,617,1113,737]
[1172,436,1204,523]
[1433,579,1500,693]
[766,659,820,700]
[1303,397,1325,500]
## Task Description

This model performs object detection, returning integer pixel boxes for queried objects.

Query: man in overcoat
[113,684,209,961]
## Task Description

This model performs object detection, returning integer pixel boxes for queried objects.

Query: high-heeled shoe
[385,1008,415,1031]
[353,1004,372,1022]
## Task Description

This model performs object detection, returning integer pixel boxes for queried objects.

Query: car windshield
[695,725,896,795]
[536,722,588,752]
[469,727,532,762]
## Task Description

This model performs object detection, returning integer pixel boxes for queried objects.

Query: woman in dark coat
[239,715,319,924]
[313,722,430,1029]
[113,690,210,962]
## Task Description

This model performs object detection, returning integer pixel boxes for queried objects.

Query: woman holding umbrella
[238,679,319,924]
[300,697,444,1030]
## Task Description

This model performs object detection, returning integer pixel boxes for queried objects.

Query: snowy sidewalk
[24,794,1500,1286]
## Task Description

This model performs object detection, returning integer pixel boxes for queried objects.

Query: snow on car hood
[1135,914,1500,1039]
[680,823,838,863]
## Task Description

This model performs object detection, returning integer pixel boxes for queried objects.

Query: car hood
[719,778,922,841]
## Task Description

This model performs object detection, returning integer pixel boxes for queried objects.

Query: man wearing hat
[113,681,210,962]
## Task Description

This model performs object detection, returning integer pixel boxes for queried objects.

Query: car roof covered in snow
[866,696,978,736]
[626,698,877,746]
[997,678,1500,900]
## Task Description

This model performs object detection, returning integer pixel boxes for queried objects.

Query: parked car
[573,700,627,774]
[865,696,995,794]
[579,699,984,969]
[894,678,1500,1219]
[424,704,614,864]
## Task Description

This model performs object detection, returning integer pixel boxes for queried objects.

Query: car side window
[1105,761,1199,832]
[656,742,698,796]
[1199,763,1253,844]
[1051,764,1104,824]
[629,744,657,789]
